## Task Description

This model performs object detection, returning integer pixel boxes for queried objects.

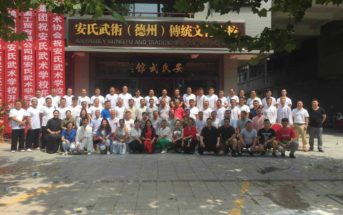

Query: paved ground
[1,132,343,215]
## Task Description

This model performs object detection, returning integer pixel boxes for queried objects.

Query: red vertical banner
[21,10,36,106]
[36,5,50,97]
[50,13,65,96]
[4,10,19,108]
[0,39,4,104]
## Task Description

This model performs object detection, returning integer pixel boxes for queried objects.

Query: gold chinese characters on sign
[135,62,183,74]
[74,22,240,38]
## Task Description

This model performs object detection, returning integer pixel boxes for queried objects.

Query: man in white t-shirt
[263,97,277,124]
[218,90,228,108]
[26,98,41,150]
[105,86,118,109]
[78,89,91,106]
[206,87,218,110]
[238,97,250,114]
[276,97,293,125]
[89,98,103,119]
[46,88,60,108]
[292,101,309,151]
[114,98,126,119]
[229,99,241,128]
[159,89,171,106]
[63,88,74,107]
[40,97,56,150]
[247,90,262,109]
[91,88,105,107]
[70,97,82,120]
[262,89,277,108]
[215,100,226,122]
[9,100,27,152]
[196,88,207,111]
[133,89,143,109]
[189,99,199,120]
[33,89,46,108]
[227,88,239,104]
[118,86,132,108]
[202,100,213,120]
[183,87,196,108]
[277,89,292,108]
[57,98,71,119]
[145,89,159,106]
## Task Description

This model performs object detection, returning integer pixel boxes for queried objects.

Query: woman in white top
[128,120,144,153]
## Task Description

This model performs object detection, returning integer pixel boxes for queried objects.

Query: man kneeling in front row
[276,118,299,158]
[256,119,278,156]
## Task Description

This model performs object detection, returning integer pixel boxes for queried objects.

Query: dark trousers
[11,129,25,151]
[41,126,47,149]
[128,140,144,153]
[169,139,182,152]
[198,142,220,155]
[182,139,197,154]
[26,129,40,149]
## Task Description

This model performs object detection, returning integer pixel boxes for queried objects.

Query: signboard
[68,19,245,48]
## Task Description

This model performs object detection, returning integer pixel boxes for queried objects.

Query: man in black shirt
[308,99,326,152]
[257,119,277,156]
[219,118,238,156]
[199,118,220,155]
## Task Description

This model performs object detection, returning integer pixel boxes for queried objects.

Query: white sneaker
[87,152,92,155]
[20,150,25,152]
[161,150,167,154]
[26,149,32,152]
[36,147,40,150]
[11,150,16,153]
[107,151,110,155]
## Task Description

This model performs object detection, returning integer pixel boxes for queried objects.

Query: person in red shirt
[174,100,185,120]
[182,118,197,154]
[276,118,299,158]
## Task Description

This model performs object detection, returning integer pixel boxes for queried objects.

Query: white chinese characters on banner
[21,10,35,105]
[4,10,19,108]
[50,14,65,96]
[36,5,50,97]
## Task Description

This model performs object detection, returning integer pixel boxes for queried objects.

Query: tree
[1,0,343,53]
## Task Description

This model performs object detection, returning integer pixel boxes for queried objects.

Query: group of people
[8,86,327,158]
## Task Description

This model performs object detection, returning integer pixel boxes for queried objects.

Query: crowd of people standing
[8,86,327,158]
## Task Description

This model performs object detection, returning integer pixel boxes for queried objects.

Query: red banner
[21,10,36,106]
[0,39,4,104]
[36,5,50,97]
[4,10,19,108]
[50,13,65,96]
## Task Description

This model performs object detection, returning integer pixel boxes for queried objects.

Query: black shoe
[237,152,242,156]
[260,151,266,156]
[309,147,314,151]
[249,151,254,156]
[318,149,324,152]
[289,153,296,159]
[272,152,276,157]
[281,153,285,157]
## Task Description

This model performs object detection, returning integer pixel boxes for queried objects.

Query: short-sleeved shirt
[257,128,275,144]
[237,118,252,131]
[26,106,41,129]
[292,108,309,124]
[201,126,219,145]
[240,128,257,145]
[62,129,77,143]
[308,107,326,128]
[9,108,27,129]
[276,127,296,142]
[219,126,235,142]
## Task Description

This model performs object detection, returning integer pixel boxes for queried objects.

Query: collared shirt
[277,105,293,124]
[263,105,277,124]
[292,108,309,124]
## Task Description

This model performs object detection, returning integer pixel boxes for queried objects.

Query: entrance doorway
[90,53,222,95]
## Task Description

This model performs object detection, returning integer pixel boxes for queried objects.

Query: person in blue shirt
[101,101,111,119]
[61,122,77,155]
